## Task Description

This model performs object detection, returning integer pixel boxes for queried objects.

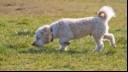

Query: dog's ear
[43,27,49,32]
[41,26,49,34]
[42,26,52,42]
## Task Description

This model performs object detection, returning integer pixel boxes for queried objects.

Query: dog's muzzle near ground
[32,6,116,52]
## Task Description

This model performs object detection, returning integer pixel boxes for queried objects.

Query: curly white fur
[32,6,116,52]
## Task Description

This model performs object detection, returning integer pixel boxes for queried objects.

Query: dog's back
[51,17,104,39]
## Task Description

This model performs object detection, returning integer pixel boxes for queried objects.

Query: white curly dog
[32,6,116,52]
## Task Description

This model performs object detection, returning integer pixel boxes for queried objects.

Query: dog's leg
[93,35,104,52]
[59,38,70,52]
[104,33,116,48]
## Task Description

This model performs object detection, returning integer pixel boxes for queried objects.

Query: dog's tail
[97,6,115,22]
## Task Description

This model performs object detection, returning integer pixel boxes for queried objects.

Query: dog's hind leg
[104,33,116,48]
[59,38,70,52]
[93,35,104,52]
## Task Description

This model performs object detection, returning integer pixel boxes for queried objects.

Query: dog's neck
[50,27,54,42]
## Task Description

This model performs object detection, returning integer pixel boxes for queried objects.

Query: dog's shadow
[19,47,88,54]
[20,48,44,54]
[19,47,56,54]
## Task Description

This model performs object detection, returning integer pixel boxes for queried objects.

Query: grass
[0,0,127,71]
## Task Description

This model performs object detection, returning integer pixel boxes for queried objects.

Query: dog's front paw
[58,47,68,52]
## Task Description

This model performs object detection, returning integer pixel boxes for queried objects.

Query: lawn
[0,0,127,71]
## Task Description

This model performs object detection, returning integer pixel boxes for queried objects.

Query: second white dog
[32,6,116,52]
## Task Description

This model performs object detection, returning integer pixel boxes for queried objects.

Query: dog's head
[32,25,53,47]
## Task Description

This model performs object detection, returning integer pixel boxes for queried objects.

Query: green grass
[0,0,127,71]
